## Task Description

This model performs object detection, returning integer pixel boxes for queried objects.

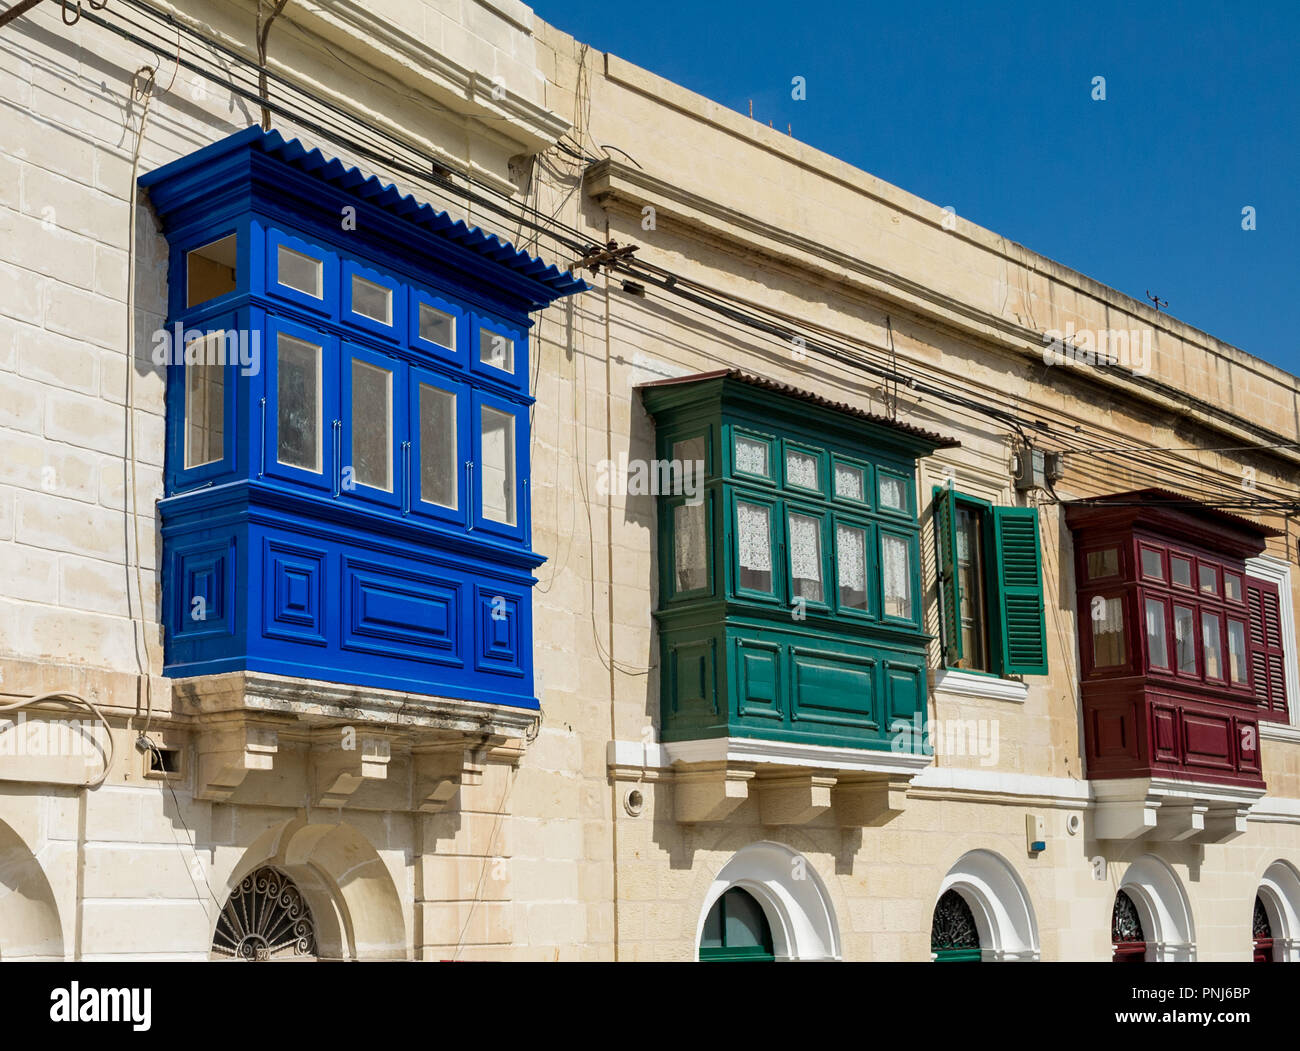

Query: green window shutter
[989,506,1048,675]
[934,487,963,665]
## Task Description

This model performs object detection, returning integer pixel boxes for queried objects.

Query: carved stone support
[196,725,279,802]
[674,762,755,824]
[313,732,392,807]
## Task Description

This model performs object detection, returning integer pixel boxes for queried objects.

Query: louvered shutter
[934,487,962,664]
[990,506,1048,674]
[1246,576,1288,721]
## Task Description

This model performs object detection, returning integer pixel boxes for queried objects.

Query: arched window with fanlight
[1112,889,1147,962]
[212,867,317,961]
[699,888,775,962]
[931,889,981,962]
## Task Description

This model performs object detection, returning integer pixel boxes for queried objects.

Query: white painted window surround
[1247,554,1300,741]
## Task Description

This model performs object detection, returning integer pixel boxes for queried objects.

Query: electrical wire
[0,693,117,788]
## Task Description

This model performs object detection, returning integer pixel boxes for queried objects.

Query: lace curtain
[837,524,865,591]
[786,450,818,490]
[736,502,772,571]
[833,463,863,501]
[735,437,768,477]
[1092,596,1125,666]
[1145,600,1167,667]
[879,475,905,510]
[881,535,911,617]
[673,503,707,591]
[788,514,821,582]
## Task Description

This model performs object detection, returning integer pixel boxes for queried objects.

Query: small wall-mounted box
[1026,814,1046,853]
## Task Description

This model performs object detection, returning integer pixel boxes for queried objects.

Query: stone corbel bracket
[1092,777,1266,842]
[313,730,393,808]
[607,738,932,826]
[413,735,523,814]
[196,723,280,803]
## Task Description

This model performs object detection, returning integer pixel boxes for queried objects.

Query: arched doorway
[1253,896,1273,963]
[700,887,775,961]
[212,866,318,961]
[932,849,1039,961]
[215,819,407,961]
[0,818,63,961]
[931,889,981,962]
[1113,855,1195,961]
[695,842,840,961]
[1112,890,1146,962]
[1256,861,1300,962]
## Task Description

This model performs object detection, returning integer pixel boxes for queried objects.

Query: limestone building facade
[1,0,1297,961]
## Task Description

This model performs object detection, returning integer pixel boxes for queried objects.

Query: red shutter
[1246,577,1289,722]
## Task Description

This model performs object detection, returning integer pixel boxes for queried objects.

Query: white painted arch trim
[1258,860,1300,962]
[696,842,841,961]
[1119,855,1196,961]
[937,849,1040,961]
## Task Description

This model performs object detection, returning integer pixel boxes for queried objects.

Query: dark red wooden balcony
[1065,490,1285,841]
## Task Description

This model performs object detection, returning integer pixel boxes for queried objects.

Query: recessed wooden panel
[884,661,921,724]
[790,647,876,728]
[1182,711,1234,771]
[173,541,234,639]
[264,539,325,645]
[735,639,782,720]
[1151,705,1179,762]
[342,558,461,664]
[474,585,524,677]
[670,639,715,716]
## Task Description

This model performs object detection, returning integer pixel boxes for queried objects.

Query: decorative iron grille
[1253,896,1273,939]
[931,889,980,951]
[212,866,317,961]
[1112,890,1145,944]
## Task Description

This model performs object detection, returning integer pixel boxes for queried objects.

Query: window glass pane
[1201,611,1223,679]
[881,534,912,619]
[351,275,392,324]
[736,501,772,592]
[184,334,225,469]
[1224,572,1243,602]
[187,234,236,308]
[350,359,392,491]
[879,475,906,511]
[1227,619,1247,684]
[1091,596,1126,668]
[734,436,768,477]
[785,449,818,490]
[672,437,706,498]
[1173,605,1196,673]
[836,523,867,611]
[419,384,457,509]
[1086,547,1119,579]
[1140,549,1163,580]
[480,406,516,525]
[1199,564,1218,595]
[673,502,707,592]
[479,327,514,373]
[1171,556,1192,587]
[956,506,988,670]
[277,245,322,297]
[788,512,823,603]
[277,333,321,472]
[1145,599,1168,668]
[419,303,455,349]
[833,463,864,501]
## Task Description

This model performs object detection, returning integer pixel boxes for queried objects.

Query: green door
[699,888,776,961]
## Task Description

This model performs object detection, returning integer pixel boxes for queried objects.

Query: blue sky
[533,0,1299,377]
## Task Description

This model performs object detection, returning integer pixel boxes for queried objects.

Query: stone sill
[934,669,1028,704]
